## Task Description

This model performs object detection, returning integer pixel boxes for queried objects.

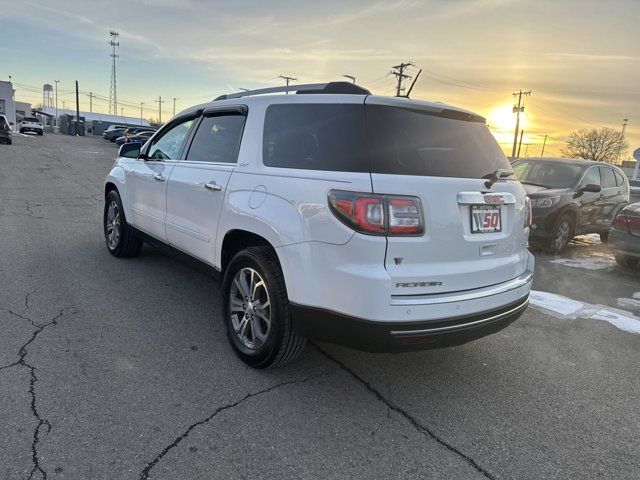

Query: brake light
[625,215,640,234]
[524,196,532,229]
[328,190,423,236]
[612,213,628,231]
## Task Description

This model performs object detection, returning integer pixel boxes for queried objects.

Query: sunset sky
[3,0,639,158]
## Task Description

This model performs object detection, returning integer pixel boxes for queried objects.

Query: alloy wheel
[554,220,570,251]
[105,200,121,249]
[229,267,272,350]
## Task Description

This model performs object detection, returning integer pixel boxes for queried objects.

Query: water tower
[43,84,54,108]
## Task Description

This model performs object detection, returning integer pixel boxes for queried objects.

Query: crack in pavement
[25,288,38,309]
[138,370,336,480]
[311,344,497,480]
[0,294,72,480]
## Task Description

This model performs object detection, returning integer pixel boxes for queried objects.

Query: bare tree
[561,127,628,163]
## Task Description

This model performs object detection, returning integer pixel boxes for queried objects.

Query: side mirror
[582,184,601,193]
[118,142,141,159]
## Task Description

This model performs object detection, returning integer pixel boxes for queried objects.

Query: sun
[487,104,527,132]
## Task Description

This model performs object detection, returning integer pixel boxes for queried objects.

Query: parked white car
[19,116,43,135]
[103,82,534,368]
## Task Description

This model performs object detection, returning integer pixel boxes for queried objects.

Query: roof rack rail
[214,81,371,101]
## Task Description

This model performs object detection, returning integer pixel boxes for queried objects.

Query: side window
[147,118,194,160]
[580,167,600,187]
[185,114,246,163]
[614,170,626,188]
[263,104,366,172]
[599,167,616,189]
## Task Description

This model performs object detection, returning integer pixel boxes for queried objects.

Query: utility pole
[540,134,548,157]
[405,69,422,98]
[63,101,66,109]
[140,102,144,124]
[617,118,629,162]
[390,62,413,97]
[517,130,524,158]
[511,89,531,159]
[75,80,80,136]
[343,75,356,84]
[109,30,120,115]
[54,80,59,127]
[89,92,93,113]
[278,75,297,94]
[155,96,165,124]
[524,143,529,158]
[173,97,178,117]
[120,108,124,117]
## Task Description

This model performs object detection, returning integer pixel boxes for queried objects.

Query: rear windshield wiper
[483,169,514,189]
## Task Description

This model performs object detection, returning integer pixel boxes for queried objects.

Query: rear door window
[599,167,616,189]
[263,104,366,172]
[366,105,511,179]
[186,114,246,163]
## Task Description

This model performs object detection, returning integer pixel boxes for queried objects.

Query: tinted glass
[148,119,194,160]
[24,117,40,123]
[263,104,366,171]
[513,160,583,188]
[579,166,600,187]
[614,170,626,187]
[367,105,510,178]
[600,167,616,188]
[186,114,246,163]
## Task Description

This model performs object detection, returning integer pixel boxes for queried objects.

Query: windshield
[513,160,584,188]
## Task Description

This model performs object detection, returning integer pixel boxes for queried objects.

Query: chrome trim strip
[390,297,529,336]
[457,191,516,205]
[390,270,533,306]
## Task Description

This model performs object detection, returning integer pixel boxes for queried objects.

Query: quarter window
[186,114,246,163]
[599,167,616,189]
[147,119,194,160]
[614,170,626,187]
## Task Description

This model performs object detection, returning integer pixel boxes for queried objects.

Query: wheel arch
[219,229,281,275]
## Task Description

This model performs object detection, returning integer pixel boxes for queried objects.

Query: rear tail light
[612,213,629,231]
[624,215,640,234]
[328,190,423,236]
[524,196,532,229]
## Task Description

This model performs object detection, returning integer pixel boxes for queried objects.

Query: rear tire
[615,254,639,269]
[548,214,574,254]
[599,231,609,243]
[222,247,305,369]
[103,190,143,258]
[38,131,43,136]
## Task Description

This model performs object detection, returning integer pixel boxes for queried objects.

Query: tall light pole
[617,118,629,162]
[54,80,59,126]
[172,97,178,117]
[140,102,144,125]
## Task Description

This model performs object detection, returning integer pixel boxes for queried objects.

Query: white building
[0,81,16,126]
[38,106,150,134]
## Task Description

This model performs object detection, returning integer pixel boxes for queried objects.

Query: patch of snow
[616,297,640,310]
[529,290,585,316]
[633,292,640,300]
[550,252,616,270]
[530,290,640,335]
[571,234,602,245]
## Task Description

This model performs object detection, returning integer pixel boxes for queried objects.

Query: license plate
[471,205,502,233]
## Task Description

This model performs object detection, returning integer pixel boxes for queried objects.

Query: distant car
[512,157,629,252]
[125,130,154,144]
[115,135,128,146]
[609,203,640,268]
[123,126,156,137]
[19,117,44,135]
[103,128,126,142]
[629,179,640,203]
[105,124,127,132]
[0,114,12,144]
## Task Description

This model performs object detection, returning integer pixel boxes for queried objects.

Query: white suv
[104,82,534,368]
[19,116,44,135]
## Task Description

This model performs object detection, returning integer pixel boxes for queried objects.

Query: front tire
[103,190,143,258]
[548,214,574,254]
[599,231,609,243]
[222,247,305,369]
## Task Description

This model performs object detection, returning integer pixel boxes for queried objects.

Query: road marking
[530,290,640,335]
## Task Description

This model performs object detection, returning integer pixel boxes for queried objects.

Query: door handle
[153,173,166,182]
[205,181,222,191]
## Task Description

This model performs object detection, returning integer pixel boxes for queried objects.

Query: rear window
[366,105,510,178]
[24,117,40,123]
[262,103,509,178]
[263,104,366,172]
[513,160,584,189]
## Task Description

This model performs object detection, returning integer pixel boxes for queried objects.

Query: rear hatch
[365,97,529,296]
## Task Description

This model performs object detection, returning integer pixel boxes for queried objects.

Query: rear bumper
[291,295,529,353]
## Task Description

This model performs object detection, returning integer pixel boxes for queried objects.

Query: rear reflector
[328,190,424,236]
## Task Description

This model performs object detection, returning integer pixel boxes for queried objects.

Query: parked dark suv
[512,157,629,252]
[0,114,12,144]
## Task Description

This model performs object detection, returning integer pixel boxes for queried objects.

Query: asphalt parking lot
[1,133,639,480]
